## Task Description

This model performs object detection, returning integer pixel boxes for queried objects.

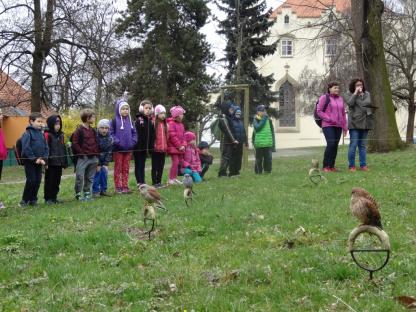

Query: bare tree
[384,1,416,143]
[0,0,120,112]
[351,0,403,151]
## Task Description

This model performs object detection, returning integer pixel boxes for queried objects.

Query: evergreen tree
[217,0,277,114]
[116,0,214,123]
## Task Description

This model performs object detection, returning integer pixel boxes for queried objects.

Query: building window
[325,39,337,56]
[281,39,293,57]
[279,80,296,127]
[284,15,289,24]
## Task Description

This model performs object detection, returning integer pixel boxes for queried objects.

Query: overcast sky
[115,0,284,78]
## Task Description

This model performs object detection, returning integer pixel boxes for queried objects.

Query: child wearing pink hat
[167,105,186,185]
[182,131,202,183]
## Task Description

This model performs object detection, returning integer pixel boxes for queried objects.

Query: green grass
[1,146,416,311]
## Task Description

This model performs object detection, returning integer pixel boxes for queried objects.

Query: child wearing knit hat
[181,131,202,183]
[111,99,137,194]
[93,119,113,197]
[151,104,168,187]
[167,105,186,185]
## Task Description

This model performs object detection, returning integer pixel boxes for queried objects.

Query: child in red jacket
[152,104,168,188]
[182,131,202,183]
[167,105,186,185]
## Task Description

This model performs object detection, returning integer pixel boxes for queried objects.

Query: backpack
[14,134,26,166]
[313,94,330,128]
[210,117,222,141]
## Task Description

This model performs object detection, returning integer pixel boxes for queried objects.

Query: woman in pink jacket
[182,131,202,183]
[317,82,348,172]
[167,105,186,185]
[0,110,7,208]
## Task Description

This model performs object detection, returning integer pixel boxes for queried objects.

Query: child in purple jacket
[111,99,137,193]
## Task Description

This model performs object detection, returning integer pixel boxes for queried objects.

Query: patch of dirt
[126,227,160,240]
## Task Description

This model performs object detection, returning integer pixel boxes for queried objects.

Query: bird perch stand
[348,225,391,280]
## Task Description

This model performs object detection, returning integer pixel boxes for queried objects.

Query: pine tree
[116,0,214,123]
[217,0,277,114]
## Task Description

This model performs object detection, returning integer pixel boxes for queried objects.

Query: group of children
[16,100,214,206]
[218,102,275,176]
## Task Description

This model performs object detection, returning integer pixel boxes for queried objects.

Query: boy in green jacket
[252,105,275,174]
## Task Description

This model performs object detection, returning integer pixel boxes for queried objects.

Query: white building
[255,0,409,148]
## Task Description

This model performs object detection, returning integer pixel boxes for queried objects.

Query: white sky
[115,0,284,78]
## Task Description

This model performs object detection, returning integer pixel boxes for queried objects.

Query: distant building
[0,72,53,149]
[254,0,409,148]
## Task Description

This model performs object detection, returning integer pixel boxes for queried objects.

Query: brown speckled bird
[350,187,382,229]
[138,184,167,210]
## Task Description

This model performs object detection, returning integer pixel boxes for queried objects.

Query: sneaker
[349,166,356,172]
[18,200,29,207]
[115,188,123,194]
[45,200,55,205]
[82,192,92,201]
[54,199,63,204]
[100,192,111,197]
[0,202,6,209]
[175,179,183,185]
[122,188,132,194]
[331,167,341,172]
[29,201,38,207]
[153,183,162,189]
[360,166,369,171]
[168,179,177,185]
[75,193,82,201]
[323,167,332,172]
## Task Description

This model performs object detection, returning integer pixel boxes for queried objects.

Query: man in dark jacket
[218,101,238,177]
[20,113,49,207]
[93,119,113,197]
[44,114,68,204]
[229,106,247,176]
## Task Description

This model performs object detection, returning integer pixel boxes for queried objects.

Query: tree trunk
[351,0,404,152]
[406,96,415,143]
[31,0,55,113]
[31,52,43,113]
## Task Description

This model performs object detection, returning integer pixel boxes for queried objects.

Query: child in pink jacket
[182,131,202,183]
[167,105,186,185]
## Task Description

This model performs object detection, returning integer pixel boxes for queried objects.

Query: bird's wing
[148,188,161,200]
[362,197,381,221]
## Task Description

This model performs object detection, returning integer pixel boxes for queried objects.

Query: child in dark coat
[134,100,155,186]
[19,113,49,207]
[229,106,247,176]
[93,119,113,197]
[44,114,68,204]
[198,141,213,179]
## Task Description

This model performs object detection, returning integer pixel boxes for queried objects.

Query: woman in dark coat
[346,78,375,172]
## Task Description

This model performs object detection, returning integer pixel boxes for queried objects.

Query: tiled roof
[271,0,350,19]
[0,72,54,117]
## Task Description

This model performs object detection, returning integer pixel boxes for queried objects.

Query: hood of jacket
[46,114,63,135]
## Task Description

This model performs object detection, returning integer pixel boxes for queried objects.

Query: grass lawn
[0,146,415,311]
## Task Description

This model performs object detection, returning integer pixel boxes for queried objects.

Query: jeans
[348,129,369,168]
[322,127,342,168]
[93,166,108,194]
[255,147,272,174]
[183,167,202,183]
[22,162,43,203]
[75,156,98,195]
